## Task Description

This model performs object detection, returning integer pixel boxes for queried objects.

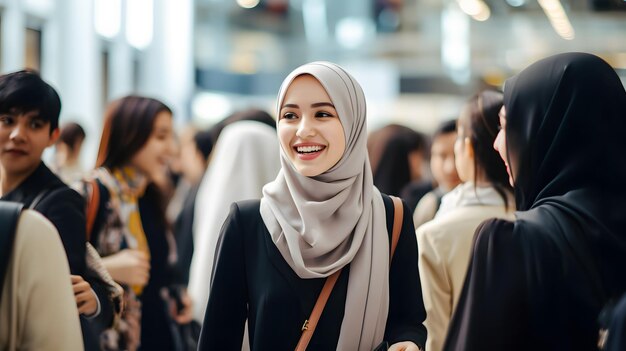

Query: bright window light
[237,0,260,8]
[95,0,121,39]
[192,92,234,125]
[335,17,375,49]
[126,0,154,49]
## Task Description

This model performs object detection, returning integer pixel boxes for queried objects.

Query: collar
[1,162,62,205]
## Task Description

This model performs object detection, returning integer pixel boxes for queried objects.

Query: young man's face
[0,109,59,178]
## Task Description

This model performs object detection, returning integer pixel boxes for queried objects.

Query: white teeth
[296,145,324,153]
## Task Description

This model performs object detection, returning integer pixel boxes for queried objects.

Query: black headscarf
[504,52,626,297]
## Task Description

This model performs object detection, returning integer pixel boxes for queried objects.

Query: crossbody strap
[0,201,24,302]
[295,195,404,351]
[389,196,403,264]
[295,269,342,351]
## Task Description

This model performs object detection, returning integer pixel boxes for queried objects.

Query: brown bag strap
[295,269,342,351]
[390,196,403,264]
[86,179,100,241]
[295,195,405,350]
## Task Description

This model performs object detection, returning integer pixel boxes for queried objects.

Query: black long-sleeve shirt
[199,194,427,350]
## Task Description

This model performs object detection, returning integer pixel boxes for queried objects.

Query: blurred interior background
[2,0,625,166]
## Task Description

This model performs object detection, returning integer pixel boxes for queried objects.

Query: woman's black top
[199,194,427,350]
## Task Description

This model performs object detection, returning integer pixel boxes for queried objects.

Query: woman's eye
[316,111,334,118]
[282,112,297,120]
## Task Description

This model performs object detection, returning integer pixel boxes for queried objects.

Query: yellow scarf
[111,167,151,296]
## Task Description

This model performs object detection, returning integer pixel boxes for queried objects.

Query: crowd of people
[1,51,625,351]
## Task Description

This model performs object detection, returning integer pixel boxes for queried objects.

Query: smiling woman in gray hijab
[198,62,426,350]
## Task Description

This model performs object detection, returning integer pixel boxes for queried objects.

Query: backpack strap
[85,179,100,242]
[0,201,24,302]
[28,185,53,210]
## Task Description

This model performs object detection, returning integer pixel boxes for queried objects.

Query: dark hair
[458,90,512,210]
[209,108,276,146]
[368,124,428,196]
[58,122,86,151]
[96,95,172,169]
[193,130,213,160]
[0,70,61,133]
[433,119,457,139]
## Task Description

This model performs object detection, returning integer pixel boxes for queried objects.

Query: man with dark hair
[412,119,462,229]
[0,70,112,350]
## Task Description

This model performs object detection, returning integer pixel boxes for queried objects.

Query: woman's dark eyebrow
[281,102,335,109]
[311,102,334,108]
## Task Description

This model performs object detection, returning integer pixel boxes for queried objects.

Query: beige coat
[1,210,83,351]
[417,205,514,351]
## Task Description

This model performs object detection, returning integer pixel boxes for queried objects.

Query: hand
[167,288,193,324]
[101,249,150,286]
[71,275,98,315]
[389,341,421,351]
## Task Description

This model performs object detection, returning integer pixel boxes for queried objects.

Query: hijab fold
[260,62,389,350]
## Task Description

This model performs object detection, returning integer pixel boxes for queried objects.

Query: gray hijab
[260,62,389,349]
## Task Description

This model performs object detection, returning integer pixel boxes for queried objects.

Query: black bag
[0,201,24,301]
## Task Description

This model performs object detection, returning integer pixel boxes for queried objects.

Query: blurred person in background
[1,204,83,350]
[367,123,429,205]
[188,118,280,323]
[165,125,198,227]
[416,90,514,351]
[444,53,626,351]
[82,95,192,351]
[413,119,461,228]
[52,121,86,184]
[172,129,213,287]
[0,70,115,350]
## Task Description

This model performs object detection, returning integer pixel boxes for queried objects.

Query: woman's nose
[296,117,315,138]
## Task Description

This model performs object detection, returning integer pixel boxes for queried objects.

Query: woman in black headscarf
[443,52,626,350]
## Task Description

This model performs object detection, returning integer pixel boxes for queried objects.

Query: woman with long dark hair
[85,96,191,350]
[444,53,626,350]
[416,90,514,351]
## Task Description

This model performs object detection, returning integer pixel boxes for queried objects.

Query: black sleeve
[86,278,115,332]
[443,218,528,351]
[37,187,87,275]
[198,203,248,350]
[385,197,428,348]
[606,293,626,351]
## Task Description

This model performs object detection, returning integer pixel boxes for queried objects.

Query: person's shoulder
[39,183,84,208]
[474,217,515,239]
[234,199,261,214]
[15,210,64,254]
[227,199,263,229]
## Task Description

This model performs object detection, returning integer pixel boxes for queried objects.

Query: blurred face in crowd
[493,106,513,186]
[0,110,59,181]
[408,150,426,181]
[180,135,208,184]
[130,111,176,181]
[430,131,461,191]
[278,74,346,177]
